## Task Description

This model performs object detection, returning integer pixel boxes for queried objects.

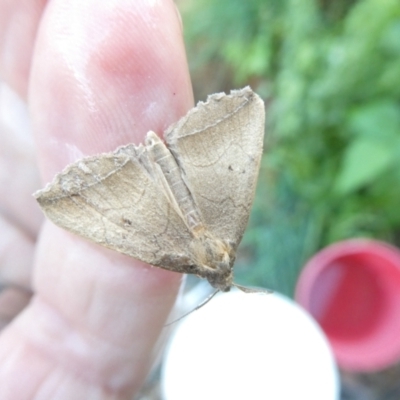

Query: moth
[35,87,265,292]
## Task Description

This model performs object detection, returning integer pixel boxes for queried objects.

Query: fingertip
[30,0,193,180]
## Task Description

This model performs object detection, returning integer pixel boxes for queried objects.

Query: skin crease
[0,0,193,398]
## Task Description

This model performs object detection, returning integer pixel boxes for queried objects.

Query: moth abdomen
[146,131,203,231]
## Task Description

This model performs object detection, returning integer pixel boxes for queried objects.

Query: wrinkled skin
[0,0,193,398]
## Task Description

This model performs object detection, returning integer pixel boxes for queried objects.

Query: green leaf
[348,100,400,140]
[334,138,396,194]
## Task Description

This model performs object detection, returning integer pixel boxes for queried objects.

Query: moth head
[208,266,233,292]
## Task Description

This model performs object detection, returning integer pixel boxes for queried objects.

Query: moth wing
[34,143,195,272]
[165,87,265,250]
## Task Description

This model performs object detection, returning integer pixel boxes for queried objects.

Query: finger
[31,0,192,181]
[0,0,49,235]
[0,83,43,236]
[0,0,193,398]
[0,0,48,98]
[0,213,33,328]
[0,285,32,330]
[0,214,33,288]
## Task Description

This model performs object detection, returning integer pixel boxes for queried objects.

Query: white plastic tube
[162,290,339,400]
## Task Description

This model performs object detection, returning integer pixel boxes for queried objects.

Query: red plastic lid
[295,239,400,371]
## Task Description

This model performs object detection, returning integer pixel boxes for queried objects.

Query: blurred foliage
[181,0,400,296]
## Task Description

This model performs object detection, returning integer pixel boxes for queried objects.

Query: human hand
[0,0,193,397]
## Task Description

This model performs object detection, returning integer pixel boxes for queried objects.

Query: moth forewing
[34,87,265,291]
[165,86,265,251]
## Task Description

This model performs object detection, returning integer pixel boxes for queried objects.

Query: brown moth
[34,87,265,292]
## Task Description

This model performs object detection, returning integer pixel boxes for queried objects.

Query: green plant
[182,0,400,295]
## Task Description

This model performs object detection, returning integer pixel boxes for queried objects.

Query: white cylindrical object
[162,290,339,400]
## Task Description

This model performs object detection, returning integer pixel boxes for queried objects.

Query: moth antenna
[164,289,220,327]
[233,283,273,294]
